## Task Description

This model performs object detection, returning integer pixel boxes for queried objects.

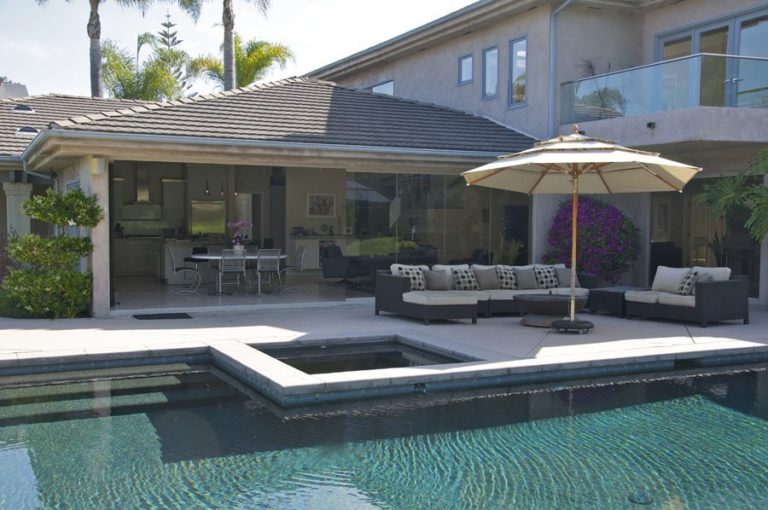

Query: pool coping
[1,334,767,407]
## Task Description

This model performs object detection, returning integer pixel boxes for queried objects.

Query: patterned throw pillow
[496,266,517,289]
[452,268,479,291]
[391,264,426,291]
[678,270,699,296]
[534,265,559,289]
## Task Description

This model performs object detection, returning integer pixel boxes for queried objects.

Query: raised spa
[258,338,472,374]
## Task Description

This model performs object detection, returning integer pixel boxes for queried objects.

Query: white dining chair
[279,246,306,294]
[254,249,281,295]
[167,247,200,294]
[217,249,249,294]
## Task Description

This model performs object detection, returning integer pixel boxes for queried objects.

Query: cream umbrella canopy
[462,130,701,330]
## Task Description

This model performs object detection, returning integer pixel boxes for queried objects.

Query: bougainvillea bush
[544,197,640,283]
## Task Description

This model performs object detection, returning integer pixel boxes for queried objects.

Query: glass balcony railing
[561,53,768,124]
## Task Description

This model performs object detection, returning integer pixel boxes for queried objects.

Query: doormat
[133,313,192,320]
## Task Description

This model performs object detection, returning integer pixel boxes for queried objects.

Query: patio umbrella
[462,128,701,331]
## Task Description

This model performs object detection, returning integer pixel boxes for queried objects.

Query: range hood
[121,166,162,219]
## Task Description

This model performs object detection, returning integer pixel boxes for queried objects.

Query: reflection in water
[0,367,766,508]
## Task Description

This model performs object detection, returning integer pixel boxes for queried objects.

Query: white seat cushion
[452,290,491,300]
[651,266,691,293]
[624,290,662,304]
[487,289,549,300]
[402,291,478,306]
[657,293,696,308]
[550,287,590,298]
[692,266,731,282]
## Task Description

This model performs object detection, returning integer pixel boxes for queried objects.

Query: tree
[221,0,270,90]
[699,150,768,243]
[35,0,202,98]
[190,33,291,89]
[102,15,192,100]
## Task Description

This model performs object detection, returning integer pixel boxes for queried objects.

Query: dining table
[190,250,287,295]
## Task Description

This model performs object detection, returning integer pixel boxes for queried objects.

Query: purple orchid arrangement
[227,219,252,246]
[544,197,640,283]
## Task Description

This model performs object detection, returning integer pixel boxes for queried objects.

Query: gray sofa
[375,264,596,325]
[624,266,749,327]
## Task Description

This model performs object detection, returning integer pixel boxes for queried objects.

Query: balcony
[561,53,768,125]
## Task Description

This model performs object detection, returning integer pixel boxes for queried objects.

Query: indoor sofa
[624,265,749,327]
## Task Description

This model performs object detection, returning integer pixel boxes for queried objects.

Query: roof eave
[25,129,510,172]
[0,155,22,170]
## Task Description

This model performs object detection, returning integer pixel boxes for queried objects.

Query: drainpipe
[22,158,55,181]
[547,0,576,137]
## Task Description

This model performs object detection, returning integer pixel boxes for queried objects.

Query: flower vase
[233,244,245,253]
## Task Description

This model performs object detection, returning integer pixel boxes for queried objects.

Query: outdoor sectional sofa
[375,263,597,325]
[624,265,749,327]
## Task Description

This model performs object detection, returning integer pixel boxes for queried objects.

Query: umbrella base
[551,318,594,334]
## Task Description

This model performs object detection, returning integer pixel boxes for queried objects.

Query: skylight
[12,104,35,113]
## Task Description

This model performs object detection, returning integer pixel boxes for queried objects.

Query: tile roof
[50,78,535,153]
[0,95,149,157]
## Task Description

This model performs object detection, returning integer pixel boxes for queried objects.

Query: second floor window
[459,54,473,85]
[482,46,498,98]
[371,80,395,96]
[510,37,527,105]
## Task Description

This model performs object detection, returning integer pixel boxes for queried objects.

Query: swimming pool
[0,365,765,509]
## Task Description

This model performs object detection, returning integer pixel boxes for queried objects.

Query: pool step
[0,381,241,426]
[0,372,219,408]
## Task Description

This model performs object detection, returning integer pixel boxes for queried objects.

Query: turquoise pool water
[0,366,766,509]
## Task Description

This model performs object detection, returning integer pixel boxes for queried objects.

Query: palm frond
[189,55,225,87]
[744,185,768,242]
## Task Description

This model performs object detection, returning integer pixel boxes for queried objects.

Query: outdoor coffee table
[587,286,643,318]
[515,294,588,327]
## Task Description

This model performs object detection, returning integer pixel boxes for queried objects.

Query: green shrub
[3,268,92,318]
[7,235,93,268]
[1,188,103,319]
[22,188,102,228]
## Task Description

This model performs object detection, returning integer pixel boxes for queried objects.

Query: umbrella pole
[570,177,578,322]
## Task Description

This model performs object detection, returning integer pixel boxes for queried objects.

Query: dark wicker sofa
[375,273,477,325]
[374,270,598,324]
[625,275,749,327]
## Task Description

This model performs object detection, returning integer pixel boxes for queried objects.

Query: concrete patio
[1,303,766,378]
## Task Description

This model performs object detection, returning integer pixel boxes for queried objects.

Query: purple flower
[544,197,640,283]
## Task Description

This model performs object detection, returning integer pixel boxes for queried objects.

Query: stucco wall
[641,0,764,63]
[334,4,552,139]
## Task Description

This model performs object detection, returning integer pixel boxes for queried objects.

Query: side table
[588,286,643,318]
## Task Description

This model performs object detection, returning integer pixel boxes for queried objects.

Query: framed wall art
[306,193,336,218]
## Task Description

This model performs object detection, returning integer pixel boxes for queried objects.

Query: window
[509,37,527,105]
[458,54,473,85]
[482,46,498,98]
[371,80,394,96]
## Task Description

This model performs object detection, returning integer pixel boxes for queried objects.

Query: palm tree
[36,0,202,98]
[222,0,270,90]
[190,33,292,89]
[102,16,192,100]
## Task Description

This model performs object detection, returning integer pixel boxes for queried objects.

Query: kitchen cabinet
[162,179,186,221]
[112,238,161,276]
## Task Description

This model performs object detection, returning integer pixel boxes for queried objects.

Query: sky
[0,0,475,97]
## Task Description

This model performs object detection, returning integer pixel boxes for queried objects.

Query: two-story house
[308,0,768,303]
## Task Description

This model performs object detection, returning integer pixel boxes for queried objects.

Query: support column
[85,157,111,318]
[2,182,33,236]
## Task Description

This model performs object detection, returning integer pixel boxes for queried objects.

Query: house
[2,79,534,316]
[308,0,768,304]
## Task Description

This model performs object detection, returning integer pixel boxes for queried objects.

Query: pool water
[260,340,468,374]
[0,366,766,509]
